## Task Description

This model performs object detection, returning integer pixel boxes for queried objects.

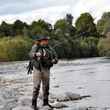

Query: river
[0,57,110,110]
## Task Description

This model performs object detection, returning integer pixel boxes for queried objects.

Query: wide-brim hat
[32,35,50,41]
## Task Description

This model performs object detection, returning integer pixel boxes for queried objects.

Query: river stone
[12,106,33,110]
[65,92,81,100]
[56,94,69,102]
[18,96,32,106]
[55,92,81,102]
[52,102,68,109]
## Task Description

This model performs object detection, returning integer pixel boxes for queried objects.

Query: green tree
[79,37,99,57]
[98,37,110,57]
[0,36,32,61]
[30,19,52,37]
[13,20,26,35]
[54,15,76,37]
[0,21,14,37]
[75,13,97,37]
[97,12,110,36]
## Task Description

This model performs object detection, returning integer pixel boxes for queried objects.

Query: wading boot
[32,98,38,110]
[43,99,53,109]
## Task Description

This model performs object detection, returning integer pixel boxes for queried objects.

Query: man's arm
[49,46,58,64]
[29,44,37,59]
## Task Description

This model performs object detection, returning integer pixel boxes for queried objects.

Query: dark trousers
[32,67,50,104]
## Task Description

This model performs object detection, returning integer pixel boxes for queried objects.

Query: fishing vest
[35,45,54,68]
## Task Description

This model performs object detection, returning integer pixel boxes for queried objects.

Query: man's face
[34,40,40,45]
[40,39,49,46]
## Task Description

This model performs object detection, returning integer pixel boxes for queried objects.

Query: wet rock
[18,96,32,106]
[77,87,84,89]
[52,102,68,109]
[53,85,60,88]
[55,92,81,102]
[65,92,81,100]
[86,107,98,110]
[55,92,91,102]
[56,94,69,102]
[49,99,55,103]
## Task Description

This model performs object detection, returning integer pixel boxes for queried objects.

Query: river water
[0,57,110,110]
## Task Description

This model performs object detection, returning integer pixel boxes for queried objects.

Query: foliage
[97,12,110,35]
[98,37,110,57]
[75,13,98,37]
[0,12,110,60]
[0,36,32,61]
[79,37,99,57]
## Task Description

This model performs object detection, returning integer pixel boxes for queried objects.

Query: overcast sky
[0,0,110,24]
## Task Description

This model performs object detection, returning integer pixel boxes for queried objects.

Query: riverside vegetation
[0,12,110,61]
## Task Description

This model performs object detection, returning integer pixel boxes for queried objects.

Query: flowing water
[0,57,110,110]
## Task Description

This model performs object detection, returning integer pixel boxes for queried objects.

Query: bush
[79,37,99,57]
[50,36,99,59]
[0,36,32,61]
[98,37,110,57]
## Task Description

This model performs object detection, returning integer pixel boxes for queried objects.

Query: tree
[54,17,76,38]
[30,19,52,37]
[13,20,25,35]
[0,21,14,37]
[98,37,110,57]
[75,13,97,37]
[97,12,110,36]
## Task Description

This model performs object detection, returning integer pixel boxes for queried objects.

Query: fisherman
[29,35,58,110]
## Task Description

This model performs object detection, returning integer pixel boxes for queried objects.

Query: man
[29,35,58,110]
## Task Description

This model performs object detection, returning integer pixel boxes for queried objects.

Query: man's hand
[32,52,42,59]
[35,52,42,57]
[51,59,58,64]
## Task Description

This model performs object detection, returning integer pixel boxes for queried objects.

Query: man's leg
[42,68,52,107]
[32,67,41,110]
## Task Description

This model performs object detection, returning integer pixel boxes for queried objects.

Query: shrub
[98,37,110,57]
[0,36,32,61]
